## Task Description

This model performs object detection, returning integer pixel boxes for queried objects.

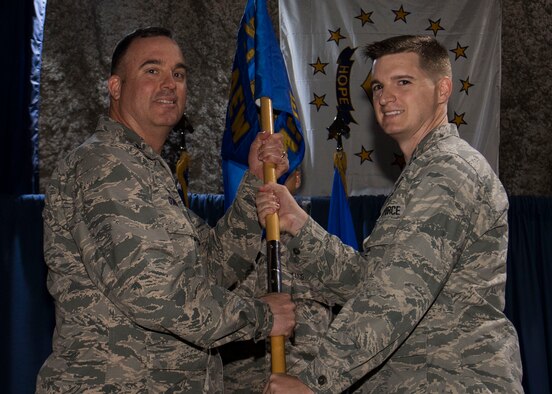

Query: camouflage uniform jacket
[238,243,334,370]
[36,116,271,393]
[283,124,523,393]
[222,242,334,392]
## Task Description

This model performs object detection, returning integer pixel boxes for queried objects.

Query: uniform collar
[410,123,459,163]
[98,116,159,160]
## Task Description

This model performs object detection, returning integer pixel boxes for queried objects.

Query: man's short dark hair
[364,35,452,79]
[110,27,173,75]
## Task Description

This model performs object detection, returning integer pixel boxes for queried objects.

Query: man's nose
[379,88,396,105]
[161,72,177,89]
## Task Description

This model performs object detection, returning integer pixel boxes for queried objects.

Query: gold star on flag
[391,152,406,169]
[426,19,445,36]
[309,57,329,75]
[310,93,328,111]
[361,70,374,104]
[392,5,410,23]
[327,28,346,45]
[355,9,374,26]
[460,77,475,95]
[450,42,469,60]
[450,112,467,128]
[355,145,374,164]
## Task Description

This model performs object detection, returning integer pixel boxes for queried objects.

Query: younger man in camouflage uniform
[36,27,296,393]
[257,35,523,393]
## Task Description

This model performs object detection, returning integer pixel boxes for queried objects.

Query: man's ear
[108,75,121,100]
[438,76,452,103]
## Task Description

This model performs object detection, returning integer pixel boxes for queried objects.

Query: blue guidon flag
[328,150,359,250]
[222,0,305,210]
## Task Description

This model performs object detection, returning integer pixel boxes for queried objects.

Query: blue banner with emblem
[222,0,304,209]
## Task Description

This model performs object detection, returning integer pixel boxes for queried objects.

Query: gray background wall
[39,0,552,196]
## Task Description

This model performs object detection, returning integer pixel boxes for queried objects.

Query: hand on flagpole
[263,373,314,394]
[259,292,296,337]
[248,132,289,181]
[257,182,308,237]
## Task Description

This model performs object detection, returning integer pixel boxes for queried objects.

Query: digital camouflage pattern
[36,116,272,393]
[281,124,523,393]
[221,243,334,393]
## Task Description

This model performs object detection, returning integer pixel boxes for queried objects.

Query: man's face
[370,52,442,142]
[109,35,187,140]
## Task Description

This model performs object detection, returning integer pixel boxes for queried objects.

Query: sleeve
[190,170,265,290]
[289,161,476,393]
[73,152,272,348]
[231,252,265,299]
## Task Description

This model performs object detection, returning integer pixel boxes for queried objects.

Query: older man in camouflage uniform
[36,27,296,393]
[256,35,523,393]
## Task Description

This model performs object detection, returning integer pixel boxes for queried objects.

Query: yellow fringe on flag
[176,151,190,208]
[334,150,348,194]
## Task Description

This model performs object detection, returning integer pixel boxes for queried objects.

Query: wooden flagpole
[260,97,286,373]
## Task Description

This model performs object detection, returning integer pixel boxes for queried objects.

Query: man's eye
[398,80,410,85]
[372,84,382,92]
[174,72,185,79]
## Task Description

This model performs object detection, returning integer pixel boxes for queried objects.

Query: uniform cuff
[252,298,273,341]
[286,217,327,268]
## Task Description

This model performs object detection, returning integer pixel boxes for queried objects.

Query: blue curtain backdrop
[1,0,47,392]
[1,1,551,393]
[505,196,552,394]
[0,195,55,394]
[0,0,44,195]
